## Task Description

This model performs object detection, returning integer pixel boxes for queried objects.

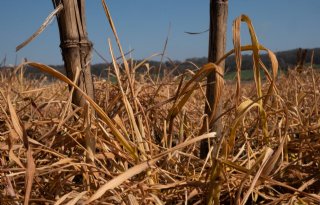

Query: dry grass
[1,60,320,205]
[1,3,320,204]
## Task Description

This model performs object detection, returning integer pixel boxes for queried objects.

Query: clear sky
[1,0,320,66]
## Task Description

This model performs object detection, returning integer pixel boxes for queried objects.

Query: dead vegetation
[1,56,320,205]
[1,4,320,205]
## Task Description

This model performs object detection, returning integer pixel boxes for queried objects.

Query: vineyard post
[200,0,228,159]
[52,0,95,107]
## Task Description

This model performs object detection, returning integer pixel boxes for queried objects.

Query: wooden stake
[52,0,95,107]
[200,0,228,159]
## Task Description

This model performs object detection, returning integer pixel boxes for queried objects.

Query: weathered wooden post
[295,48,308,73]
[52,0,95,107]
[200,0,228,159]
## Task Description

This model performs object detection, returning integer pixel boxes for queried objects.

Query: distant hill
[185,48,320,72]
[89,47,320,77]
[1,48,319,78]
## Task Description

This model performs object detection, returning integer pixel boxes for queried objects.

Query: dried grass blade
[167,75,185,133]
[240,148,273,205]
[123,96,147,160]
[101,0,136,107]
[20,62,137,160]
[24,148,35,205]
[229,99,267,152]
[156,23,170,83]
[185,28,209,35]
[239,15,262,100]
[9,149,25,168]
[168,63,222,120]
[237,15,270,140]
[86,133,216,203]
[207,65,224,125]
[266,49,278,81]
[108,40,143,159]
[149,193,165,205]
[232,15,242,107]
[86,156,162,203]
[7,96,24,143]
[217,44,273,66]
[37,158,74,171]
[261,136,286,177]
[220,159,320,202]
[132,53,162,71]
[7,95,28,168]
[128,194,139,205]
[16,4,63,51]
[54,191,74,205]
[65,191,87,205]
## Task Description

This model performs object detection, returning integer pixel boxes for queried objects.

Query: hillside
[186,47,320,71]
[1,48,319,78]
[89,48,320,77]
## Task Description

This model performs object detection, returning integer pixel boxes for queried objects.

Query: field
[1,5,320,204]
[0,59,320,204]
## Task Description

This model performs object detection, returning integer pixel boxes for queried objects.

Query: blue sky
[1,0,320,65]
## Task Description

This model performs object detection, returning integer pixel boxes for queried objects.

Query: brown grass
[1,62,320,204]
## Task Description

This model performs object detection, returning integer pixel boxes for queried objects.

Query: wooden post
[296,48,308,73]
[200,0,228,159]
[52,0,95,107]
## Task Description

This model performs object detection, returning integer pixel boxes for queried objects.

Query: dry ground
[0,64,320,204]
